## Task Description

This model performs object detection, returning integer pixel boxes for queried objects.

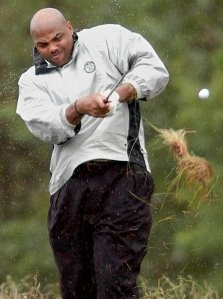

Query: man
[17,7,169,299]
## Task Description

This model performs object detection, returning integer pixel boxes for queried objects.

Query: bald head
[30,8,74,66]
[30,8,67,38]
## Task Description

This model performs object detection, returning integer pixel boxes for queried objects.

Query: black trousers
[48,161,154,299]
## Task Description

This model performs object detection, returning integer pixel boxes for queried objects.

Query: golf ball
[198,88,210,99]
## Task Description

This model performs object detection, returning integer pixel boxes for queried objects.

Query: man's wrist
[74,100,84,117]
[116,83,137,103]
[130,87,137,102]
[65,101,84,125]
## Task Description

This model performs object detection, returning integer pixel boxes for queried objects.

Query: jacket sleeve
[16,72,77,144]
[103,25,169,100]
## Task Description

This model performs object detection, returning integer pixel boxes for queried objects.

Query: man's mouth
[52,52,62,59]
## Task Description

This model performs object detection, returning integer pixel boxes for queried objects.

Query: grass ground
[0,275,220,299]
[140,276,220,299]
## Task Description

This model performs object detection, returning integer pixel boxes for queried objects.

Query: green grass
[0,275,60,299]
[0,275,220,299]
[140,276,220,299]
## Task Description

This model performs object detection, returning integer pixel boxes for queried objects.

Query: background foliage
[0,0,222,295]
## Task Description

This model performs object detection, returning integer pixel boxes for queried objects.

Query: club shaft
[105,72,127,102]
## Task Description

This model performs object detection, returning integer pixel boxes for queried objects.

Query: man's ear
[67,20,74,32]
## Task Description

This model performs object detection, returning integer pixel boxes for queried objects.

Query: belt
[76,160,146,173]
[78,160,123,172]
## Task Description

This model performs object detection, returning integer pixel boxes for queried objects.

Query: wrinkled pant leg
[93,166,154,299]
[49,229,96,299]
[93,222,151,299]
[47,179,97,299]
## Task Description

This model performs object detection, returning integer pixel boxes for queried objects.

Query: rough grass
[0,275,60,299]
[140,276,220,299]
[0,275,220,299]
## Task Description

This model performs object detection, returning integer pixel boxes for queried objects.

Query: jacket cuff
[59,104,77,136]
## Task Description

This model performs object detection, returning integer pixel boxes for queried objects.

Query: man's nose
[49,43,58,54]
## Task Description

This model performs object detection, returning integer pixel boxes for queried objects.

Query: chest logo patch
[84,61,96,73]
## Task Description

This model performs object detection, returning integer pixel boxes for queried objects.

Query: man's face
[33,22,74,67]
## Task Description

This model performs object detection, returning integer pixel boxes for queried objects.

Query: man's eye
[54,36,62,42]
[38,44,47,49]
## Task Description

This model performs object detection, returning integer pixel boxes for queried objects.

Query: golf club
[104,72,128,103]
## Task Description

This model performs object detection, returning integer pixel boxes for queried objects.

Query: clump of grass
[178,155,212,188]
[140,275,219,299]
[149,123,213,202]
[0,275,60,299]
[152,127,190,159]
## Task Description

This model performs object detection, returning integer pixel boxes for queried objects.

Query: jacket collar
[33,32,78,75]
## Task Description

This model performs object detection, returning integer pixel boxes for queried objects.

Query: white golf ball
[198,88,210,99]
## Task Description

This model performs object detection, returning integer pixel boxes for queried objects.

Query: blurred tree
[0,102,50,218]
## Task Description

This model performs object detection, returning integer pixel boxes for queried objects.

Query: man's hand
[76,93,112,117]
[65,83,136,125]
[65,93,113,125]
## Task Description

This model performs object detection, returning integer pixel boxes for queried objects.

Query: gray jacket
[17,24,169,195]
